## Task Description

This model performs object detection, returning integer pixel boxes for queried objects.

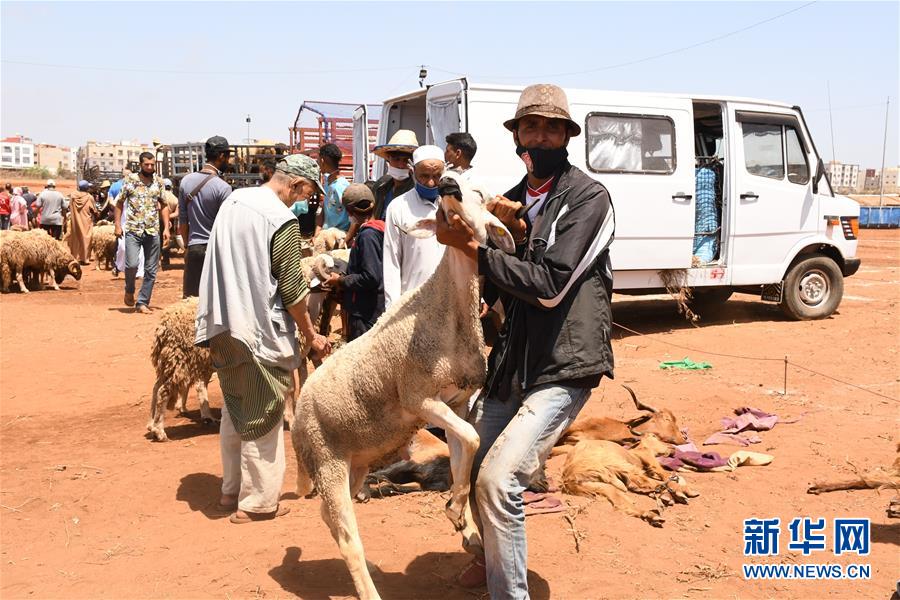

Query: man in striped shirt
[195,154,331,524]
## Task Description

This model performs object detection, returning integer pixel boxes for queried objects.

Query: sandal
[229,504,290,524]
[457,557,486,589]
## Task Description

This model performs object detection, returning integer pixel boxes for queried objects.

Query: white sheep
[291,173,515,599]
[90,224,118,271]
[313,227,347,255]
[0,229,82,293]
[147,297,215,442]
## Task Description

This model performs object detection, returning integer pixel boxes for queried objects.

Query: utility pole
[879,97,890,207]
[246,114,252,144]
[826,81,836,162]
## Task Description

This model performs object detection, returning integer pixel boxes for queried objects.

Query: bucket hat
[503,84,581,136]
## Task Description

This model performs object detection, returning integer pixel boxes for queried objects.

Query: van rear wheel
[780,255,843,320]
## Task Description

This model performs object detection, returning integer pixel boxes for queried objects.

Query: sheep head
[404,172,516,254]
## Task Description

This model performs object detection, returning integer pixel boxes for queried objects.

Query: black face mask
[516,145,568,179]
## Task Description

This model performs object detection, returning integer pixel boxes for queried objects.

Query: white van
[351,79,861,320]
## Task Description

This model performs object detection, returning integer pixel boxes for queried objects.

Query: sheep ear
[404,219,437,239]
[483,211,516,254]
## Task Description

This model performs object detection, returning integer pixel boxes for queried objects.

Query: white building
[826,161,859,193]
[0,135,35,169]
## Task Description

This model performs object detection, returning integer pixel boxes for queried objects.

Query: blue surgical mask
[291,199,309,216]
[415,181,439,201]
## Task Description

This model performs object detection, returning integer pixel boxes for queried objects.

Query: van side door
[575,100,695,270]
[728,105,816,284]
[352,105,370,183]
[425,78,468,148]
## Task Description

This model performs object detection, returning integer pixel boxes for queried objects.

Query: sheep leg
[317,459,381,600]
[415,393,481,553]
[175,387,188,414]
[47,268,60,291]
[578,480,665,527]
[14,268,29,294]
[147,380,169,441]
[196,379,215,424]
[150,383,170,442]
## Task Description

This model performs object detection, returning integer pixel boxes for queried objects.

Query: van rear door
[352,104,369,183]
[426,78,468,147]
[729,105,817,284]
[578,99,695,270]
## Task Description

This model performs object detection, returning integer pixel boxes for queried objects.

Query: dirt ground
[4,177,78,195]
[1,231,897,600]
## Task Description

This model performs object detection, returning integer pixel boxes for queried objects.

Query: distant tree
[24,166,51,179]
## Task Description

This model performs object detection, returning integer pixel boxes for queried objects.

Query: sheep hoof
[444,498,467,531]
[643,510,665,528]
[461,529,484,556]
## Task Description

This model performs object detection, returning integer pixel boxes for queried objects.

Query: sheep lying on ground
[313,227,347,255]
[359,429,452,500]
[90,224,118,271]
[554,385,686,451]
[560,435,699,527]
[0,229,82,293]
[292,173,515,600]
[147,297,215,442]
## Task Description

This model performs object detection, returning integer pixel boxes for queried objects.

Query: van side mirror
[812,158,825,194]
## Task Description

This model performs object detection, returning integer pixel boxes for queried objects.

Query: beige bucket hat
[503,84,581,136]
[373,129,420,159]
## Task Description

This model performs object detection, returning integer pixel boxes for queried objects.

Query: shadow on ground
[269,546,551,599]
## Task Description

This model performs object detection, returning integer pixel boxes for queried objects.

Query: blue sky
[1,1,897,168]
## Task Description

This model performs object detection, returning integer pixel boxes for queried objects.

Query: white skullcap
[412,145,444,165]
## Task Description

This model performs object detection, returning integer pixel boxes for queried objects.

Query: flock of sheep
[5,173,896,600]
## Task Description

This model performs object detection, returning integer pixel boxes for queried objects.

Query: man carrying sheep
[195,153,331,524]
[436,83,616,598]
[382,145,447,309]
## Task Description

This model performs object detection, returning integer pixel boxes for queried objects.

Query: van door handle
[671,192,693,202]
[740,191,759,200]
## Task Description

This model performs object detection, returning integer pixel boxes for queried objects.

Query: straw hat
[373,130,419,159]
[503,84,581,136]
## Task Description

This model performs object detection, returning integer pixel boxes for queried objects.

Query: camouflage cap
[276,154,325,194]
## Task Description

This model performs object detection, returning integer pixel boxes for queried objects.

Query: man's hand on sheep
[435,209,479,261]
[324,272,341,290]
[486,196,527,244]
[309,333,331,359]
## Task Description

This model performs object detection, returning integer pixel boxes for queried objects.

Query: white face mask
[387,165,410,181]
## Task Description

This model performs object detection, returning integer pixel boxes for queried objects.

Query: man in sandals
[195,154,331,524]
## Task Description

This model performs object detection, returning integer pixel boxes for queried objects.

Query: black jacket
[479,161,615,401]
[372,174,414,221]
[341,221,385,324]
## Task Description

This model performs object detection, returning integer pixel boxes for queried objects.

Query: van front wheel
[780,255,843,320]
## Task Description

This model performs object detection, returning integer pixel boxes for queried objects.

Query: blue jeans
[469,380,591,600]
[124,231,160,307]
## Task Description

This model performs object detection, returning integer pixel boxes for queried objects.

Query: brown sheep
[554,385,686,453]
[560,436,699,527]
[147,297,215,442]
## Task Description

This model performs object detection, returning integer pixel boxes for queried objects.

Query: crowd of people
[4,84,616,598]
